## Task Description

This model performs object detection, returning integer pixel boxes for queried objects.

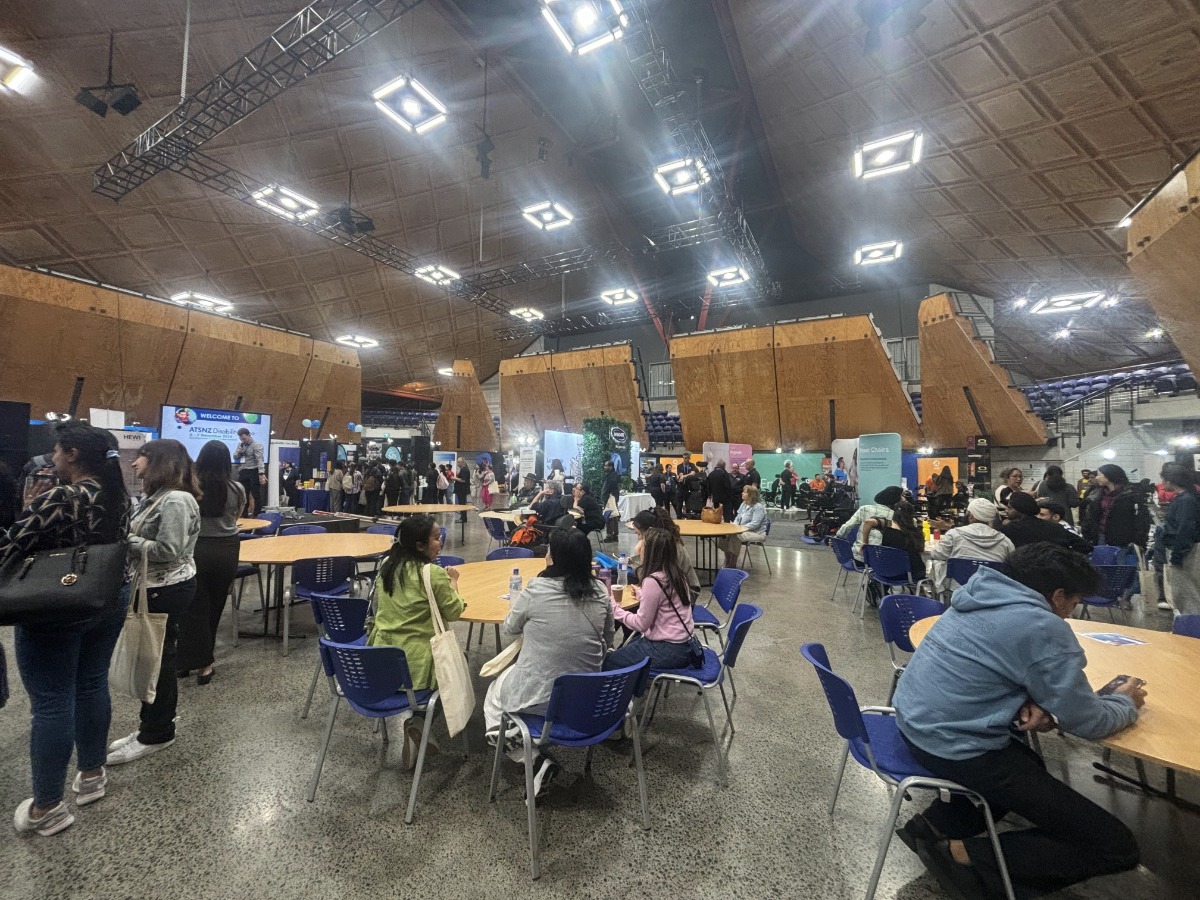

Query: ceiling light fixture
[170,291,234,314]
[510,307,545,321]
[1101,296,1120,308]
[250,184,319,222]
[0,44,34,92]
[74,33,141,117]
[335,334,379,349]
[853,240,903,266]
[521,200,574,231]
[1028,291,1105,314]
[706,265,750,287]
[853,130,924,179]
[600,287,639,305]
[1053,328,1071,340]
[540,0,629,55]
[1012,298,1027,309]
[1146,327,1164,340]
[414,264,460,286]
[653,158,711,196]
[372,74,448,134]
[437,367,455,376]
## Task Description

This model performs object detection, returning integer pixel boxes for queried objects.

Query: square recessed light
[510,307,545,321]
[853,240,903,266]
[706,265,750,287]
[437,366,455,376]
[372,74,448,134]
[521,200,575,231]
[653,158,712,196]
[170,291,234,314]
[250,185,319,221]
[414,264,460,286]
[0,45,34,92]
[1028,291,1105,314]
[335,334,379,349]
[600,288,638,305]
[853,130,924,179]
[540,0,629,55]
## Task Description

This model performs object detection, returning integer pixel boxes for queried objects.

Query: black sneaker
[529,755,560,800]
[915,839,987,900]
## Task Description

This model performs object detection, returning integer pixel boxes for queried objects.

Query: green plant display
[582,415,632,497]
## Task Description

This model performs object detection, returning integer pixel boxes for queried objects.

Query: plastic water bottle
[617,554,628,589]
[508,567,522,597]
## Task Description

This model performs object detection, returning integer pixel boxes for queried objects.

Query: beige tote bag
[109,546,169,703]
[422,564,475,737]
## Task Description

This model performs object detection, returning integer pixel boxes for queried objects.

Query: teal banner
[855,433,902,504]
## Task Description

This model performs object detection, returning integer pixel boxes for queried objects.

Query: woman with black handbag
[106,440,200,768]
[2,423,130,837]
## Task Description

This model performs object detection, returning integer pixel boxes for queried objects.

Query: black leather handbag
[0,541,127,626]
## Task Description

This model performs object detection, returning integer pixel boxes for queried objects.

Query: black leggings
[139,578,196,745]
[177,536,240,671]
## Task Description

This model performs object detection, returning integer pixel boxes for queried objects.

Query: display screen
[160,406,271,463]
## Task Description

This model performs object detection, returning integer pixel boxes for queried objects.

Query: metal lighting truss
[619,0,774,298]
[93,0,426,200]
[172,150,535,323]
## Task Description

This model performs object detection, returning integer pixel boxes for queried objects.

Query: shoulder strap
[422,563,447,635]
[647,573,693,637]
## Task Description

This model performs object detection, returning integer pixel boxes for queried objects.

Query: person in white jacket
[931,498,1014,564]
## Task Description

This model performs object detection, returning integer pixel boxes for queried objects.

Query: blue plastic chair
[252,511,282,535]
[483,515,509,551]
[284,556,356,649]
[1078,564,1138,622]
[1173,614,1200,638]
[738,518,772,573]
[878,594,945,703]
[365,523,399,537]
[434,554,465,567]
[308,640,446,825]
[830,536,866,601]
[801,643,1016,900]
[1090,545,1134,566]
[281,524,328,536]
[486,547,535,561]
[858,545,932,619]
[944,556,1006,589]
[693,567,749,651]
[487,658,652,879]
[301,591,370,720]
[642,603,763,786]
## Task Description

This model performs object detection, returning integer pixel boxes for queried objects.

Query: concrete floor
[1,514,1196,899]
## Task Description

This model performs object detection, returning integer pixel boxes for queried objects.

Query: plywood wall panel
[499,354,569,446]
[432,359,498,450]
[1128,212,1200,382]
[918,294,1047,448]
[285,340,362,441]
[550,345,647,446]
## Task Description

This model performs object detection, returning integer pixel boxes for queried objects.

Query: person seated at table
[605,528,697,670]
[367,514,465,769]
[510,473,539,509]
[931,498,1013,564]
[483,527,612,797]
[836,485,903,561]
[1001,491,1091,553]
[570,483,605,536]
[893,543,1144,899]
[528,481,569,528]
[1036,499,1083,536]
[860,499,926,580]
[721,483,768,569]
[951,482,971,511]
[628,508,700,597]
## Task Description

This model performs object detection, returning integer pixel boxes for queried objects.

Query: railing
[647,361,675,400]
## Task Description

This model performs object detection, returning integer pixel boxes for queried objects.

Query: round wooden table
[382,503,477,545]
[237,517,272,532]
[674,520,747,585]
[239,533,395,655]
[909,615,1200,792]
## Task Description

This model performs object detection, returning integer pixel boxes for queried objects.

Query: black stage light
[74,88,108,117]
[76,33,141,118]
[108,84,141,116]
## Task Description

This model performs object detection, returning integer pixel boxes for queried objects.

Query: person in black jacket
[1080,464,1150,549]
[600,459,621,542]
[1001,492,1092,553]
[707,459,737,523]
[570,483,605,535]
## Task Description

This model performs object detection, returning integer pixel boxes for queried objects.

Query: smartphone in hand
[1097,674,1145,696]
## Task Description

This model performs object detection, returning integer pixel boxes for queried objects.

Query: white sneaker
[106,734,173,766]
[1158,600,1172,611]
[14,799,75,836]
[71,769,107,806]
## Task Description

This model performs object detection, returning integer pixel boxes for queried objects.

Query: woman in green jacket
[368,514,465,766]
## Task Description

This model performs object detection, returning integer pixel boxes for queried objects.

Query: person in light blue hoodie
[893,542,1144,899]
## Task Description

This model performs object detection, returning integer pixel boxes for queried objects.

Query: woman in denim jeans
[3,424,130,837]
[106,440,200,768]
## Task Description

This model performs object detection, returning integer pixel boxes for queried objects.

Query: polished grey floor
[1,514,1196,899]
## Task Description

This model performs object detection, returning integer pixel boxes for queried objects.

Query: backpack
[510,516,539,546]
[363,472,378,492]
[437,472,449,490]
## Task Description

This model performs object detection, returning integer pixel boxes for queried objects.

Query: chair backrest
[318,638,416,707]
[292,556,356,591]
[486,546,534,560]
[482,516,508,541]
[254,511,283,535]
[711,567,750,614]
[800,642,868,744]
[439,527,447,546]
[722,602,763,669]
[879,594,944,653]
[1089,564,1138,600]
[281,524,327,536]
[543,658,651,737]
[1172,614,1200,639]
[366,523,398,537]
[602,508,613,523]
[829,536,856,567]
[309,591,370,642]
[1089,545,1126,566]
[843,524,860,545]
[944,556,1005,586]
[863,543,912,581]
[434,554,465,567]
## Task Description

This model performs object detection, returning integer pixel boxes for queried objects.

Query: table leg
[280,565,290,656]
[1092,761,1200,813]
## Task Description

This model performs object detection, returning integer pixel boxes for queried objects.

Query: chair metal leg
[979,797,1018,900]
[630,712,650,830]
[301,660,324,719]
[487,711,507,802]
[719,682,734,732]
[641,681,665,732]
[886,667,903,706]
[466,623,475,649]
[584,746,596,772]
[405,694,440,824]
[700,689,727,787]
[494,624,502,653]
[307,696,340,802]
[379,715,389,745]
[726,667,737,700]
[522,731,540,879]
[830,568,846,601]
[864,770,909,900]
[229,585,240,648]
[829,742,850,815]
[760,544,772,574]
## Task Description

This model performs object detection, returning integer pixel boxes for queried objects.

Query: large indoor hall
[1,2,1199,899]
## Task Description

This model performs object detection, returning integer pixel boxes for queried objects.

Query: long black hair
[55,422,129,543]
[641,527,693,605]
[1040,465,1067,494]
[546,528,600,601]
[378,514,437,594]
[632,506,679,541]
[196,440,233,518]
[890,500,923,555]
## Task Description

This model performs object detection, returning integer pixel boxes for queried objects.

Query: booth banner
[108,429,150,496]
[519,447,538,479]
[831,438,859,486]
[269,440,300,507]
[856,433,902,505]
[917,457,959,492]
[543,430,583,481]
[701,442,753,469]
[630,442,641,484]
[433,451,458,469]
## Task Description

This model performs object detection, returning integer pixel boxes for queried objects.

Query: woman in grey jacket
[107,440,201,767]
[482,527,613,798]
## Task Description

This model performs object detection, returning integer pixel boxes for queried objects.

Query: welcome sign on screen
[160,406,271,462]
